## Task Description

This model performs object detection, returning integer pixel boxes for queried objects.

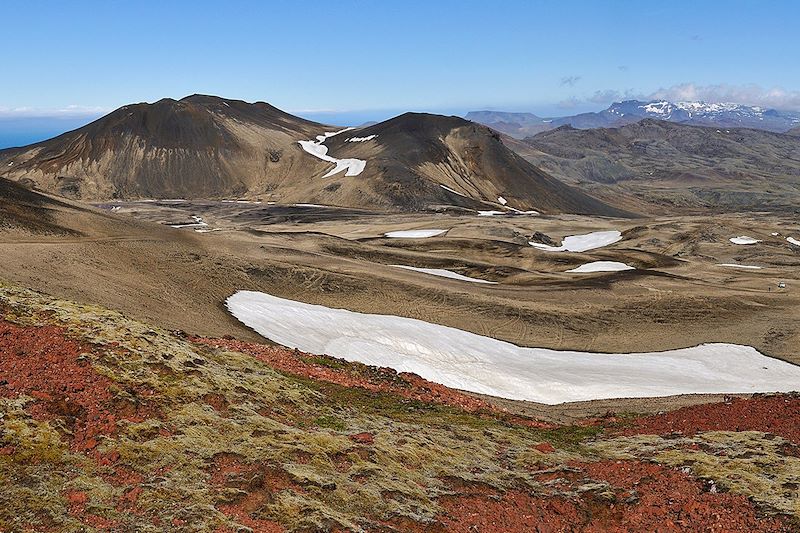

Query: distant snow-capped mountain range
[466,100,800,138]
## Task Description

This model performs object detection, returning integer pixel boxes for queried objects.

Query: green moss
[301,355,348,370]
[13,282,789,531]
[313,415,347,431]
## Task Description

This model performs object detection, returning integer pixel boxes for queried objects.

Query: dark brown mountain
[0,96,626,216]
[516,119,800,213]
[0,95,326,200]
[318,113,629,215]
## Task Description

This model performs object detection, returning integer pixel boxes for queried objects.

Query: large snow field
[391,265,497,284]
[298,128,366,178]
[384,229,447,238]
[226,291,800,404]
[529,230,622,252]
[566,261,634,273]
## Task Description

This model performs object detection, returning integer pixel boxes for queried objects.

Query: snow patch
[299,128,366,178]
[169,215,208,229]
[505,206,539,215]
[497,196,507,205]
[729,236,761,245]
[391,265,497,284]
[384,229,447,238]
[787,237,800,246]
[529,230,622,252]
[226,291,800,404]
[345,135,377,142]
[440,184,466,196]
[566,261,634,273]
[718,263,762,270]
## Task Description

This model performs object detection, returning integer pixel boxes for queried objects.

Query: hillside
[0,95,327,200]
[516,120,800,212]
[316,113,628,215]
[1,283,798,531]
[0,98,626,216]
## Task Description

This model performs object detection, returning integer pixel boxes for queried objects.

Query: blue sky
[2,0,800,147]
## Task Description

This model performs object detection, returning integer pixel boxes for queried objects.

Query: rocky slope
[0,95,326,200]
[0,283,798,532]
[515,119,800,212]
[0,97,625,216]
[317,113,628,215]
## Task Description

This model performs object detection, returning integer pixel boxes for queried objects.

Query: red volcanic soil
[2,320,796,532]
[193,337,494,413]
[621,393,800,444]
[428,460,791,533]
[209,453,288,533]
[0,319,156,452]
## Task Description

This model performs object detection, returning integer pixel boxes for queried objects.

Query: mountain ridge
[467,100,800,138]
[0,96,628,216]
[514,118,800,212]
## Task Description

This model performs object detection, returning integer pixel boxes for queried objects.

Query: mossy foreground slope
[0,283,797,532]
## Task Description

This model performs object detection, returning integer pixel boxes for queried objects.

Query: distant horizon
[3,92,799,150]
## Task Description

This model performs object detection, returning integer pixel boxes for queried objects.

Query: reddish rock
[349,432,375,445]
[622,393,800,444]
[0,319,158,452]
[535,442,556,454]
[424,460,793,533]
[65,491,88,507]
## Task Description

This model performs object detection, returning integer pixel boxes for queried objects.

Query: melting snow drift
[384,229,447,238]
[345,135,377,142]
[227,291,800,404]
[440,184,465,196]
[730,236,761,245]
[169,215,208,229]
[530,230,622,252]
[566,261,634,273]
[718,263,763,270]
[298,129,366,178]
[391,265,497,284]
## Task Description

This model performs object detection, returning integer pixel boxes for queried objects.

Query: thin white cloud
[647,83,800,110]
[557,83,800,111]
[0,104,109,119]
